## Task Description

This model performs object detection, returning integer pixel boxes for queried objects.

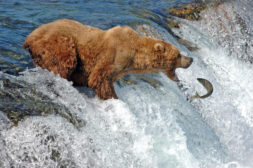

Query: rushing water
[0,0,253,167]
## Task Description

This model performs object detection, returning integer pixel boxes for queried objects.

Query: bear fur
[24,19,193,100]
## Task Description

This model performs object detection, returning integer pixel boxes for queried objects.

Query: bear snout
[180,56,193,68]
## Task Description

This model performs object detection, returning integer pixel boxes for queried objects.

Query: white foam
[1,65,225,168]
[171,1,253,166]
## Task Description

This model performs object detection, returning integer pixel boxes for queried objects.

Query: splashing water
[171,0,253,166]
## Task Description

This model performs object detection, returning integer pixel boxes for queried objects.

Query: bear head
[153,42,193,81]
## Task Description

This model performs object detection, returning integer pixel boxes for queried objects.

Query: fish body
[192,78,213,99]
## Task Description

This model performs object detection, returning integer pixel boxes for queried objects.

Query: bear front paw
[93,80,118,100]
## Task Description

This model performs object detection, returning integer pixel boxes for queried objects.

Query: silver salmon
[192,78,213,99]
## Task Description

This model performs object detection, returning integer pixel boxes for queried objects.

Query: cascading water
[0,0,253,167]
[171,1,253,166]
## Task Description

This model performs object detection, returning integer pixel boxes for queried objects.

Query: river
[0,0,253,167]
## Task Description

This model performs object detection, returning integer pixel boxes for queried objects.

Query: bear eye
[177,54,181,58]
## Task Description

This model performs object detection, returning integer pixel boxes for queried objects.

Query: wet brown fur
[24,19,192,100]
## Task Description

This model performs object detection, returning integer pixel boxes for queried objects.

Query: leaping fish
[192,78,213,99]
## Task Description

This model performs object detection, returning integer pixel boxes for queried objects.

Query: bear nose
[189,57,193,64]
[183,57,193,69]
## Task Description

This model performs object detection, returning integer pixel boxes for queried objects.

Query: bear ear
[154,43,165,52]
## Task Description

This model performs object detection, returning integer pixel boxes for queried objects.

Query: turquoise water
[1,0,253,168]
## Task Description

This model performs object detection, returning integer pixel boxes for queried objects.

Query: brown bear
[24,19,193,100]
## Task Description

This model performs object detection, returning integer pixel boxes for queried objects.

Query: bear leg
[88,65,118,100]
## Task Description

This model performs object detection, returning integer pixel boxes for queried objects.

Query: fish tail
[191,92,200,99]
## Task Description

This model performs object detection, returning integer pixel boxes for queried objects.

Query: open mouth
[172,73,179,82]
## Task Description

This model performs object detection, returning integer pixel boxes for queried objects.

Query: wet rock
[0,73,85,128]
[166,0,224,21]
[166,4,205,21]
[165,17,181,29]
